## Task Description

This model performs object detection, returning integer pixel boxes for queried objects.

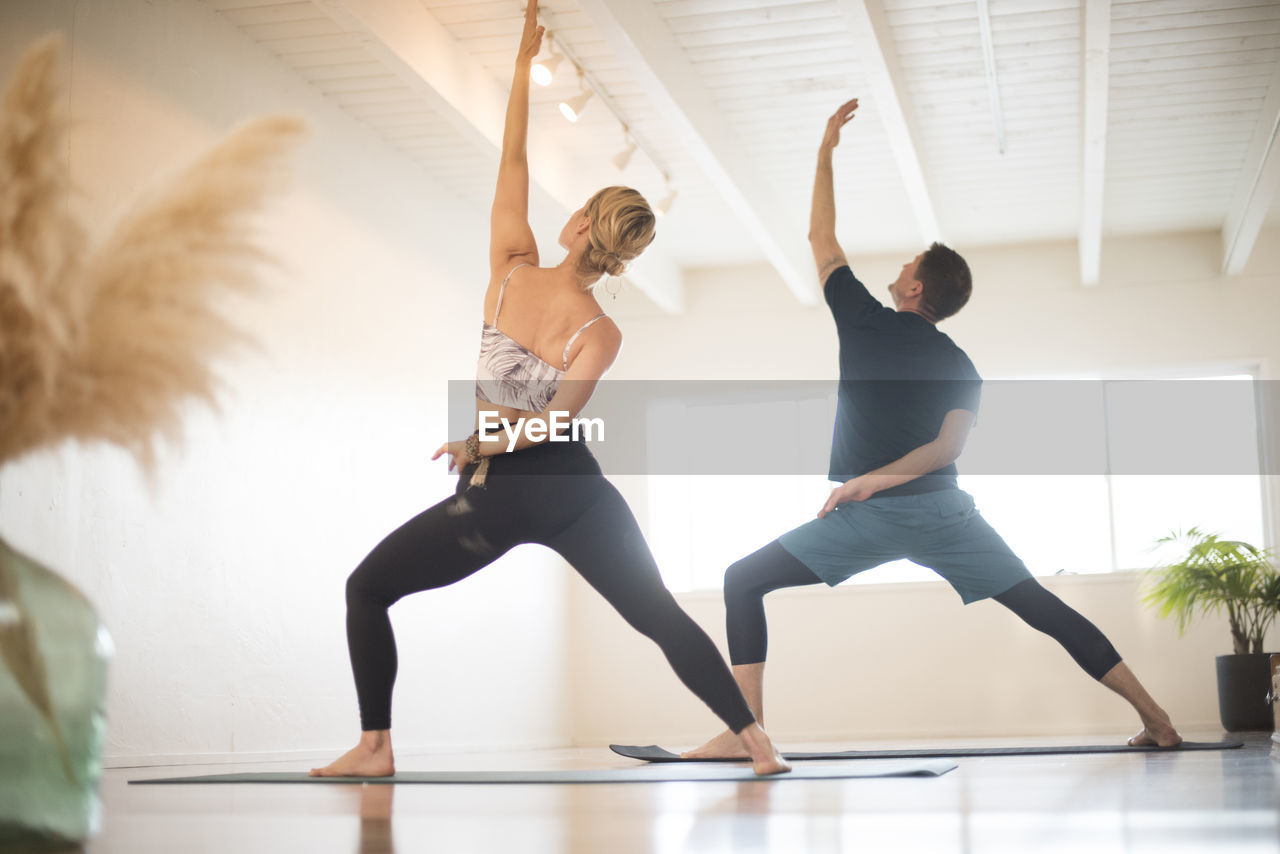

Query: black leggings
[344,439,755,733]
[724,540,1122,680]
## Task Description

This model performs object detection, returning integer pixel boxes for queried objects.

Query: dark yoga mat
[610,740,1243,763]
[131,760,956,785]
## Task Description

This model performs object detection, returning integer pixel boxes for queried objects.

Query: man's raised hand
[821,98,859,151]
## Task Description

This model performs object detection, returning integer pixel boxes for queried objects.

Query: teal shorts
[777,489,1032,604]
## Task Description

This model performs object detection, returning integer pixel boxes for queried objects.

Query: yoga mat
[609,740,1243,763]
[131,760,956,785]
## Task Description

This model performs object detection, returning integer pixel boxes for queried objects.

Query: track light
[611,129,636,171]
[531,34,563,86]
[559,71,592,123]
[655,185,677,217]
[531,54,562,86]
[559,89,592,123]
[530,11,677,213]
[611,140,636,171]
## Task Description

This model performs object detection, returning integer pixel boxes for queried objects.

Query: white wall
[576,228,1280,746]
[0,0,570,763]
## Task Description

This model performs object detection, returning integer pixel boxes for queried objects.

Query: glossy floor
[93,732,1278,853]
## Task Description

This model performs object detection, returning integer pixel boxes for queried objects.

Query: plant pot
[1217,653,1276,732]
[0,535,112,849]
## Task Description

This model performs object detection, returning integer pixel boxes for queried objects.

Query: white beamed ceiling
[209,0,1280,301]
[211,0,500,211]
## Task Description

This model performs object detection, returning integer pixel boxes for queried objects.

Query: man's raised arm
[809,98,858,286]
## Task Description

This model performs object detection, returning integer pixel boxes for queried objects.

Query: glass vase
[0,534,111,850]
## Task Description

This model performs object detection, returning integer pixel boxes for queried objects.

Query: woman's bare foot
[682,728,749,760]
[681,726,790,775]
[737,723,791,776]
[310,730,396,777]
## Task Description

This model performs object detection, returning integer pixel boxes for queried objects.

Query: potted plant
[0,36,303,848]
[1144,528,1280,731]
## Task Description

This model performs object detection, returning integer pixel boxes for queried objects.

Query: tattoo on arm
[818,255,846,283]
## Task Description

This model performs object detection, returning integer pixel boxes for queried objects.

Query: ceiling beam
[575,0,819,305]
[1222,58,1280,277]
[314,0,685,312]
[975,0,1007,156]
[1079,0,1111,287]
[832,0,941,246]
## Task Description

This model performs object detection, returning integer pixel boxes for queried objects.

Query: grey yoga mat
[609,740,1244,763]
[130,760,956,785]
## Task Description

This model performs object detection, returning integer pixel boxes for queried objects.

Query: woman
[310,0,789,778]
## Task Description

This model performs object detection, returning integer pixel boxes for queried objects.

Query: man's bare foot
[1127,716,1183,748]
[310,730,395,777]
[682,728,749,760]
[737,723,791,776]
[1100,662,1182,748]
[1131,706,1177,747]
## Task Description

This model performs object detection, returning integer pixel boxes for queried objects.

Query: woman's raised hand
[518,1,545,67]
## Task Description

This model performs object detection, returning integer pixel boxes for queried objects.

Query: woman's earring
[606,276,621,300]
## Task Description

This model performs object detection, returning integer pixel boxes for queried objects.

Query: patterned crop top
[475,264,606,412]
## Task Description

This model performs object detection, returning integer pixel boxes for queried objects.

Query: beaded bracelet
[464,431,482,464]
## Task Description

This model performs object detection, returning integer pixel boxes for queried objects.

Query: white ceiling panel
[207,0,1280,297]
[1105,0,1280,236]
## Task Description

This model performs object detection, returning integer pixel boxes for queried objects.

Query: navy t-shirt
[824,265,981,496]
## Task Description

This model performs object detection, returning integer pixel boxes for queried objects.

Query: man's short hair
[916,242,972,321]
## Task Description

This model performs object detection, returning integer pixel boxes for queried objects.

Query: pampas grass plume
[0,34,306,471]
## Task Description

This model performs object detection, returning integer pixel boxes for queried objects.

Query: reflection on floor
[98,732,1277,853]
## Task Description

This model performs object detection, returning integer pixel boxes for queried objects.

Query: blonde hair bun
[579,186,656,281]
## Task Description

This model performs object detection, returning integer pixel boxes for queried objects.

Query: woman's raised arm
[490,1,543,274]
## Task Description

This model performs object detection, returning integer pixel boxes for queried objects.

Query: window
[645,372,1267,593]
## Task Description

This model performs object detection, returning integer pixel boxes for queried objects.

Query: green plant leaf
[1144,528,1280,653]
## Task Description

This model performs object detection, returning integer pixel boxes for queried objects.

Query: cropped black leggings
[344,440,755,734]
[724,540,1122,680]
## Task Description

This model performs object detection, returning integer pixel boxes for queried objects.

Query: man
[686,98,1181,759]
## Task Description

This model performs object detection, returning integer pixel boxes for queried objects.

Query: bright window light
[644,372,1267,593]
